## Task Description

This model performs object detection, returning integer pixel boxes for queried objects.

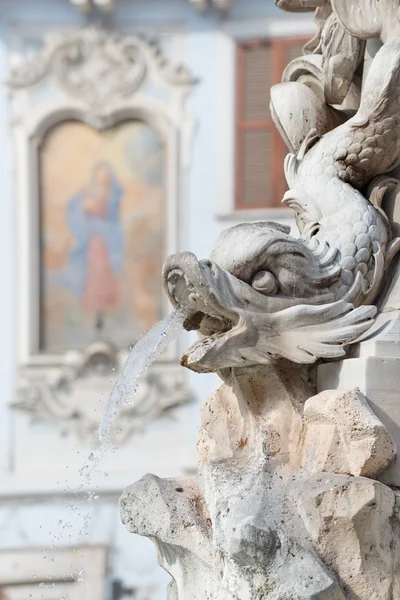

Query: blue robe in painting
[60,167,124,299]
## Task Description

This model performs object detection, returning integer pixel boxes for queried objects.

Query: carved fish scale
[284,38,400,305]
[162,28,400,370]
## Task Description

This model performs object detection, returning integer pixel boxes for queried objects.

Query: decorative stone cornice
[8,26,195,112]
[69,0,232,14]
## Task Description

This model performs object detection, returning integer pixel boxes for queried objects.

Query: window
[235,37,309,210]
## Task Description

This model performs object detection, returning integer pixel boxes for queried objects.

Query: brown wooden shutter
[235,37,310,210]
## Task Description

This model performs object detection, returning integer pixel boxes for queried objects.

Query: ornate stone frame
[8,27,196,439]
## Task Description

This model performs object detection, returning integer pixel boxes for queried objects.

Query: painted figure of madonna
[40,120,164,353]
[66,162,124,328]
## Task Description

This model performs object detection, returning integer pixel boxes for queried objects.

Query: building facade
[0,1,314,598]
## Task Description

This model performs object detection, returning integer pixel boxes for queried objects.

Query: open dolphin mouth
[163,252,243,370]
[182,310,234,338]
[165,264,237,337]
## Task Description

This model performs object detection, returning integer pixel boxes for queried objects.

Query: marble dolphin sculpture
[163,38,400,373]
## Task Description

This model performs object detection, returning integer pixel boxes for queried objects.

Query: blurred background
[0,1,314,598]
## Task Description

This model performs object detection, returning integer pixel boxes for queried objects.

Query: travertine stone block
[302,389,395,477]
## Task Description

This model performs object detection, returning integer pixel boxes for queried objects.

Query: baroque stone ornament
[14,342,192,442]
[121,1,400,598]
[8,27,194,110]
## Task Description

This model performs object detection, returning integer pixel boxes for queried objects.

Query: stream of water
[36,308,187,599]
[78,305,187,486]
[98,305,187,449]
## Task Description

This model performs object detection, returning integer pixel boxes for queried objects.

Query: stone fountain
[120,1,400,598]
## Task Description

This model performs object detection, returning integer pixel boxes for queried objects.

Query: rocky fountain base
[121,363,398,599]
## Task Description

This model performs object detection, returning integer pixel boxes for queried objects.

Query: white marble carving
[121,0,400,597]
[8,27,195,440]
[162,13,400,374]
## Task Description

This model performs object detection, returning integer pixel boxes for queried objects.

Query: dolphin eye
[252,270,278,295]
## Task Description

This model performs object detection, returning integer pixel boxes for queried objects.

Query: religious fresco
[39,119,165,352]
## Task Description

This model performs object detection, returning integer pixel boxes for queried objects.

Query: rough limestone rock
[392,491,400,600]
[120,474,215,599]
[293,474,396,600]
[301,389,396,478]
[121,461,346,600]
[121,367,398,599]
[197,363,310,469]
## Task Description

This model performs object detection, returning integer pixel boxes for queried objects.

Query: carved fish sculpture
[163,36,400,373]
